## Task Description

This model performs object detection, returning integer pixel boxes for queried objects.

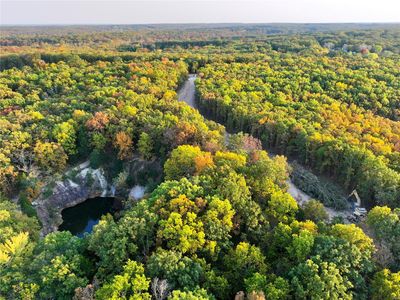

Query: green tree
[29,231,92,300]
[286,230,315,263]
[264,277,290,300]
[201,197,234,254]
[290,259,352,300]
[301,199,328,222]
[265,190,298,225]
[223,242,267,292]
[366,206,400,268]
[168,288,214,300]
[245,272,267,293]
[88,214,136,279]
[53,121,77,155]
[0,199,40,243]
[245,273,289,300]
[96,260,151,300]
[157,211,205,254]
[330,224,374,253]
[371,269,400,300]
[164,145,203,180]
[33,141,67,173]
[138,132,154,160]
[146,249,203,290]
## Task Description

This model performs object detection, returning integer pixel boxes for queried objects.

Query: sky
[1,0,400,25]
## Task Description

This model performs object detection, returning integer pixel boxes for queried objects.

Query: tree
[286,230,315,263]
[228,132,262,153]
[85,111,109,131]
[164,122,197,148]
[164,145,203,180]
[146,249,203,290]
[223,242,267,292]
[201,197,234,254]
[203,269,230,299]
[96,260,151,300]
[366,206,399,239]
[29,231,92,299]
[53,121,77,155]
[157,211,205,254]
[194,152,214,175]
[301,199,328,222]
[91,132,108,151]
[33,141,67,173]
[245,272,267,294]
[4,131,34,176]
[371,269,400,300]
[366,206,400,269]
[330,224,374,253]
[265,190,298,225]
[0,199,40,299]
[289,259,352,300]
[118,200,159,257]
[138,132,153,160]
[0,232,29,265]
[167,288,214,300]
[264,277,289,300]
[244,151,289,202]
[202,169,265,237]
[214,151,247,170]
[0,199,40,243]
[311,235,374,298]
[0,153,17,193]
[115,131,133,160]
[245,273,289,300]
[151,278,170,300]
[88,214,136,279]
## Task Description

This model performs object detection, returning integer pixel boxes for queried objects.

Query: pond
[58,197,119,237]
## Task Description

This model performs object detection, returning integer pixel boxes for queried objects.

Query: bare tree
[234,291,245,300]
[151,277,169,300]
[374,240,395,268]
[73,285,94,300]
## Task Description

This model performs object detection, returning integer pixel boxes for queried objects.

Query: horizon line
[2,21,400,27]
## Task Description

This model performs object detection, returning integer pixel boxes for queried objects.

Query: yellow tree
[115,131,133,160]
[33,142,67,173]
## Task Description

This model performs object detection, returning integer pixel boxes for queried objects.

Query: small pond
[59,197,119,237]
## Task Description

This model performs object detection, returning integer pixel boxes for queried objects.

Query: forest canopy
[0,24,399,299]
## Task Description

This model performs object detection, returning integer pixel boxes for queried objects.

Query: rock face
[33,161,114,236]
[33,157,162,236]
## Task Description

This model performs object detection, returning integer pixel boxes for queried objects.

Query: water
[59,197,117,237]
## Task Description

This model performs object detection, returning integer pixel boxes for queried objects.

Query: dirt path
[178,74,198,109]
[177,74,350,222]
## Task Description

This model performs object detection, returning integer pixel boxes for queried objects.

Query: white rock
[129,185,146,200]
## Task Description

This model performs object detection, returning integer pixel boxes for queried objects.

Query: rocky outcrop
[33,157,162,236]
[33,161,114,236]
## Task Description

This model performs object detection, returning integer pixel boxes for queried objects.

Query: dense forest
[0,24,399,299]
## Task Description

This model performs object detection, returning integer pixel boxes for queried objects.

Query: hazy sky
[1,0,400,25]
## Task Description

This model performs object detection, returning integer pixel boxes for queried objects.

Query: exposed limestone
[32,156,162,236]
[33,162,112,236]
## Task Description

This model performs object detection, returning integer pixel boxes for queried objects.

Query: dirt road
[177,74,350,221]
